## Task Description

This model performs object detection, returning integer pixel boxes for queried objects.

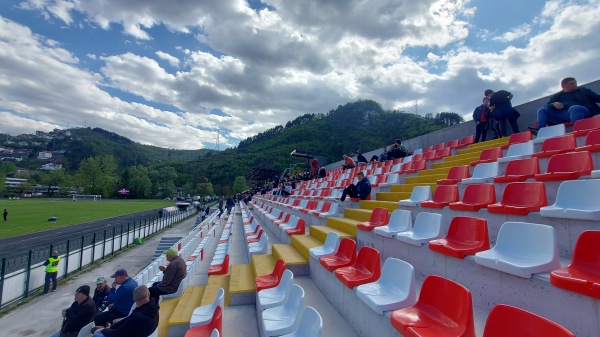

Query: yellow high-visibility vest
[45,256,60,273]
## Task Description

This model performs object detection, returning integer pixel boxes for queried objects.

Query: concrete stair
[153,236,182,259]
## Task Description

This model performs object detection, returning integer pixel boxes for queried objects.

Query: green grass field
[0,199,174,239]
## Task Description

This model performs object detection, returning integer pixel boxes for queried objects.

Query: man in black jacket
[91,285,159,337]
[338,171,372,203]
[534,77,600,131]
[50,285,96,337]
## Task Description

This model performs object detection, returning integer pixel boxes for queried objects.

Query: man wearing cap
[93,277,111,313]
[42,250,60,295]
[93,269,138,327]
[91,285,159,337]
[49,285,96,337]
[148,247,186,301]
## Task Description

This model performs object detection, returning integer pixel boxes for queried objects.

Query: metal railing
[0,208,197,308]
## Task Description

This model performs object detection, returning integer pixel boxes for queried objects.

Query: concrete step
[405,174,445,184]
[390,183,437,193]
[326,217,361,237]
[310,225,354,243]
[272,244,308,275]
[251,253,276,278]
[291,235,323,260]
[157,297,181,337]
[228,264,256,306]
[375,191,410,202]
[166,286,206,337]
[153,236,183,259]
[204,274,230,306]
[342,208,373,222]
[356,200,398,212]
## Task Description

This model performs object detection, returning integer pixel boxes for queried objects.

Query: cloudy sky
[0,0,599,150]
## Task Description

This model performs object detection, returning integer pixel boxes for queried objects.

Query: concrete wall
[326,79,600,170]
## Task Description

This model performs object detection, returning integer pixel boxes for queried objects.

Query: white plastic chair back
[412,148,423,155]
[258,269,294,310]
[403,155,413,163]
[540,179,600,220]
[262,284,305,336]
[373,167,383,176]
[396,212,443,246]
[373,209,412,238]
[162,276,187,299]
[210,329,220,337]
[462,162,499,184]
[498,141,534,162]
[388,163,402,174]
[382,173,399,186]
[368,175,378,185]
[320,201,339,217]
[399,185,432,206]
[281,306,323,337]
[309,232,340,259]
[190,288,225,327]
[77,321,94,337]
[534,123,566,144]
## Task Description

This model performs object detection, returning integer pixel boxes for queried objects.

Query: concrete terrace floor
[2,207,361,337]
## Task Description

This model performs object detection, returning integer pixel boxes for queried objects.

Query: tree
[435,112,464,126]
[232,176,249,194]
[40,170,68,197]
[77,155,118,197]
[128,165,152,198]
[195,182,215,197]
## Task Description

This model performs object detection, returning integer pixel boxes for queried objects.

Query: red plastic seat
[335,246,382,288]
[429,216,490,258]
[421,151,436,161]
[574,128,600,152]
[470,147,502,166]
[247,230,264,244]
[437,165,470,185]
[349,194,371,202]
[493,157,540,183]
[320,238,357,272]
[449,184,496,211]
[246,225,261,237]
[255,258,286,292]
[531,134,576,158]
[431,147,451,161]
[500,131,533,149]
[184,306,222,337]
[487,182,548,215]
[446,139,459,149]
[550,230,600,299]
[454,135,475,149]
[390,275,475,337]
[285,218,306,235]
[434,143,445,151]
[208,255,229,275]
[571,116,600,137]
[299,200,318,213]
[421,185,459,209]
[403,160,427,174]
[412,153,424,161]
[535,151,593,181]
[273,213,291,226]
[356,207,390,231]
[483,304,575,337]
[423,145,434,153]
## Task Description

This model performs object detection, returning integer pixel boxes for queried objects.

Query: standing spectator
[93,277,111,313]
[473,97,490,143]
[484,90,502,139]
[226,196,235,213]
[205,205,210,215]
[337,171,372,203]
[356,152,368,165]
[49,285,96,337]
[342,155,355,169]
[148,248,186,302]
[200,208,206,221]
[533,77,600,133]
[218,196,224,215]
[311,158,319,178]
[93,269,138,327]
[487,89,520,136]
[91,285,159,337]
[3,208,6,221]
[42,250,60,295]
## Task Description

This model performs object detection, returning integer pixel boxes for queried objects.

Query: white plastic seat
[257,269,294,310]
[474,222,561,278]
[592,170,600,179]
[396,212,443,246]
[249,235,268,255]
[387,164,402,175]
[324,188,343,200]
[309,232,340,259]
[318,202,339,218]
[262,284,305,337]
[497,140,534,163]
[373,209,412,238]
[412,148,423,155]
[403,155,413,163]
[461,162,499,184]
[280,217,299,230]
[210,329,220,337]
[534,123,566,144]
[162,276,188,299]
[77,321,94,337]
[280,306,323,337]
[540,179,600,220]
[356,258,417,314]
[398,185,432,207]
[190,288,225,327]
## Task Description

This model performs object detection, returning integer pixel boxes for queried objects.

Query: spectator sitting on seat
[91,285,159,337]
[487,88,521,136]
[356,152,368,165]
[369,155,379,164]
[49,285,96,337]
[317,165,326,179]
[378,146,388,162]
[93,277,111,313]
[93,269,138,328]
[473,97,491,143]
[281,182,293,196]
[532,77,600,133]
[337,171,371,204]
[148,248,187,302]
[342,155,356,169]
[387,139,409,159]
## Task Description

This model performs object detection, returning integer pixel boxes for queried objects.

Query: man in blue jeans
[534,77,600,132]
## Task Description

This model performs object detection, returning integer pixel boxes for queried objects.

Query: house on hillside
[40,163,63,171]
[38,151,53,160]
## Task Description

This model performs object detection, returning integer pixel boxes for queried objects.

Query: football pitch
[0,199,174,239]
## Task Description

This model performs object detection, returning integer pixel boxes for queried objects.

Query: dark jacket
[356,177,372,200]
[546,87,600,116]
[61,296,96,334]
[100,298,159,337]
[107,277,138,315]
[93,284,111,312]
[157,256,187,293]
[356,154,368,164]
[473,105,490,122]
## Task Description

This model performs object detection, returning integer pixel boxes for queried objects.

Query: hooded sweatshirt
[100,298,159,337]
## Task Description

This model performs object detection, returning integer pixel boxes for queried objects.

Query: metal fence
[0,208,196,308]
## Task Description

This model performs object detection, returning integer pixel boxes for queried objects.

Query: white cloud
[493,23,531,42]
[155,51,179,67]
